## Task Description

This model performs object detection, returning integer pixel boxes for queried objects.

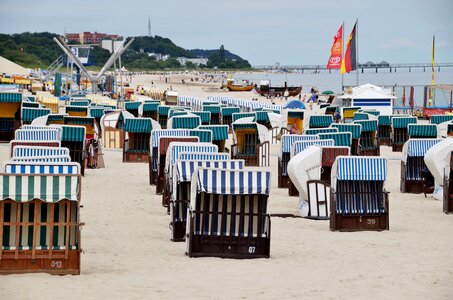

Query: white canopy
[424,138,453,185]
[0,55,30,76]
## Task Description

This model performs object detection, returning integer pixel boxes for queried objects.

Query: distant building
[148,53,169,61]
[177,57,208,66]
[65,32,122,45]
[377,60,390,67]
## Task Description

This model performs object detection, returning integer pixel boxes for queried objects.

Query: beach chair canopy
[165,142,218,174]
[189,129,212,143]
[124,118,153,133]
[168,115,201,129]
[22,102,40,108]
[178,152,230,162]
[12,145,70,158]
[353,112,369,121]
[354,120,378,132]
[150,129,190,148]
[198,125,229,141]
[378,115,392,126]
[89,107,106,118]
[291,139,335,157]
[61,125,86,142]
[14,128,60,141]
[304,127,338,135]
[70,100,90,106]
[203,105,221,114]
[12,156,71,163]
[392,116,417,129]
[192,111,211,124]
[430,115,453,125]
[280,134,319,156]
[407,124,437,138]
[232,112,256,123]
[331,123,362,139]
[0,92,22,103]
[158,105,171,117]
[65,105,89,115]
[140,102,159,114]
[318,132,352,147]
[175,160,245,183]
[308,115,334,128]
[402,138,442,162]
[221,107,241,117]
[3,161,81,175]
[332,156,387,187]
[21,107,51,122]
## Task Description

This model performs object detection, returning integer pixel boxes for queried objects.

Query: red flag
[402,86,406,106]
[340,21,358,74]
[409,86,415,109]
[326,25,343,69]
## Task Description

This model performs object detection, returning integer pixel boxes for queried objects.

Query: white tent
[0,55,30,76]
[339,83,396,115]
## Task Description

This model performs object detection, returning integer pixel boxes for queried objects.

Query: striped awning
[15,129,60,141]
[65,105,89,113]
[232,122,258,131]
[90,107,105,118]
[318,132,352,147]
[0,92,22,103]
[322,147,350,167]
[12,146,70,158]
[47,114,66,124]
[4,162,80,175]
[430,115,453,125]
[254,111,270,122]
[195,168,271,195]
[232,112,256,122]
[169,109,188,118]
[22,102,40,108]
[166,142,218,173]
[336,157,387,181]
[70,100,90,106]
[61,125,86,142]
[221,107,240,117]
[177,160,244,182]
[125,101,141,110]
[0,174,80,202]
[362,110,380,116]
[407,124,437,138]
[170,116,201,129]
[378,115,391,126]
[12,156,71,163]
[331,124,361,139]
[309,115,334,128]
[304,128,338,135]
[292,139,335,157]
[178,153,230,162]
[287,110,304,119]
[198,125,229,141]
[281,134,319,153]
[392,116,417,128]
[353,112,369,121]
[143,102,159,112]
[203,105,221,114]
[21,108,51,122]
[406,139,441,157]
[64,116,95,127]
[354,120,378,132]
[124,118,152,133]
[151,129,190,148]
[189,130,212,143]
[158,105,171,116]
[192,111,211,123]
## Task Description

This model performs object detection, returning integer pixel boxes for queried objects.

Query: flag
[402,86,406,106]
[431,35,435,87]
[340,22,357,74]
[326,24,343,69]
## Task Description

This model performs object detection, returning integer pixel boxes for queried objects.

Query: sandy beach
[1,74,453,299]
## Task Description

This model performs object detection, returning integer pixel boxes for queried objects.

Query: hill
[0,32,251,70]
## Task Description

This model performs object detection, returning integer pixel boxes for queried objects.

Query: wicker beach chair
[231,121,270,167]
[391,116,417,152]
[330,156,389,231]
[203,105,222,125]
[65,105,89,117]
[221,107,240,130]
[198,125,229,152]
[354,120,379,156]
[186,168,271,258]
[308,115,334,129]
[124,101,141,117]
[331,123,362,155]
[122,118,153,162]
[0,92,22,142]
[157,105,171,129]
[192,111,211,125]
[60,125,86,175]
[342,107,361,123]
[377,115,392,146]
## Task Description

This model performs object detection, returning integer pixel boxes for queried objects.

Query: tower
[148,17,151,37]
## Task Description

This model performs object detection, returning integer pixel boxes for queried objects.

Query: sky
[0,0,452,66]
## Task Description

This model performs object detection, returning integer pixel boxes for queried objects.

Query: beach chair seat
[231,122,270,167]
[122,118,153,162]
[186,168,271,258]
[377,115,392,146]
[170,160,244,241]
[330,156,389,231]
[391,116,417,152]
[156,137,199,194]
[0,169,82,275]
[401,139,441,193]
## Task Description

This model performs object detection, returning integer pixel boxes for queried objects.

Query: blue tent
[284,100,305,109]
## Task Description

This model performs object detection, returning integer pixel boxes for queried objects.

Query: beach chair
[442,146,453,213]
[0,162,82,274]
[407,124,437,139]
[64,116,97,140]
[21,107,51,125]
[278,134,319,188]
[22,102,40,108]
[162,142,218,207]
[69,99,90,107]
[377,115,392,146]
[157,105,171,128]
[401,139,441,193]
[203,105,222,125]
[221,107,241,130]
[192,111,211,125]
[186,168,271,258]
[156,136,199,194]
[148,129,191,185]
[61,125,86,176]
[331,124,361,155]
[189,129,212,143]
[170,160,244,241]
[318,132,353,147]
[140,102,159,119]
[168,115,201,130]
[304,127,338,135]
[198,125,229,152]
[65,105,89,117]
[11,145,70,159]
[64,116,101,167]
[274,110,305,142]
[342,107,361,123]
[330,156,389,231]
[430,115,453,125]
[89,107,106,130]
[124,101,141,117]
[254,111,272,129]
[46,114,67,125]
[354,120,379,156]
[352,112,369,121]
[0,92,22,142]
[308,115,333,129]
[122,118,153,162]
[231,122,270,167]
[9,140,61,157]
[232,112,256,123]
[288,145,350,219]
[391,116,417,152]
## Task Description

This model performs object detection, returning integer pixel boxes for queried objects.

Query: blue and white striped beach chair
[330,156,389,231]
[14,128,60,141]
[186,167,271,258]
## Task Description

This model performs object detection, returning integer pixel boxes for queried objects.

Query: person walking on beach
[284,89,289,101]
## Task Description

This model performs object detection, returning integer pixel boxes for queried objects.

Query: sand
[1,74,452,299]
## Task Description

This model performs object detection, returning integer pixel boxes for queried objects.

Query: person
[284,89,289,101]
[140,87,145,95]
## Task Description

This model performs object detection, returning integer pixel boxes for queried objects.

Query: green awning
[203,105,221,114]
[221,107,240,117]
[318,132,352,147]
[124,118,152,133]
[65,105,89,113]
[288,111,304,119]
[21,108,51,122]
[199,125,229,141]
[64,116,95,126]
[143,102,159,112]
[22,102,40,108]
[309,115,333,128]
[171,116,200,129]
[354,120,378,132]
[0,92,22,103]
[90,108,105,118]
[331,124,361,139]
[378,115,391,126]
[70,100,90,106]
[408,124,437,137]
[158,105,171,116]
[305,127,338,135]
[192,111,211,123]
[254,111,270,122]
[125,102,141,110]
[62,126,86,142]
[232,112,256,122]
[189,129,212,143]
[392,116,417,129]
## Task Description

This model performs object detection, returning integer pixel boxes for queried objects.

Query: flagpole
[356,18,359,86]
[431,35,435,106]
[341,21,344,91]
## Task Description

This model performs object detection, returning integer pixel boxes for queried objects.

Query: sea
[234,68,453,107]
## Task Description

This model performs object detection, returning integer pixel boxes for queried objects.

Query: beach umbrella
[409,86,415,109]
[321,90,334,95]
[402,86,406,106]
[284,100,305,109]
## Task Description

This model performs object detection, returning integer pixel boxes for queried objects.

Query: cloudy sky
[1,0,452,66]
